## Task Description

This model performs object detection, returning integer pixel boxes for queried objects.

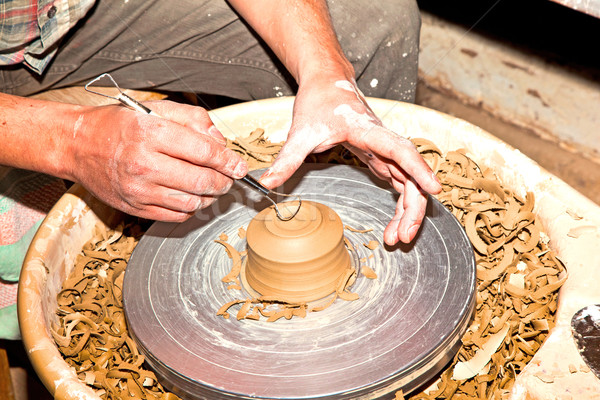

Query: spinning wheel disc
[123,164,476,399]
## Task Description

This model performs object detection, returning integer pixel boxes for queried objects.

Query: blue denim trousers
[0,0,420,102]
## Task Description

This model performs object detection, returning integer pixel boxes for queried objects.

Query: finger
[151,187,204,213]
[125,202,194,223]
[359,127,441,194]
[153,125,248,180]
[383,185,404,246]
[259,130,317,189]
[367,163,390,182]
[151,153,234,197]
[367,156,410,184]
[146,101,227,146]
[206,125,227,145]
[397,179,428,244]
[343,143,388,180]
[346,141,424,189]
[198,195,218,209]
[130,186,219,216]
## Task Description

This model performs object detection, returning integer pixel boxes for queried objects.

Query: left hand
[259,78,442,246]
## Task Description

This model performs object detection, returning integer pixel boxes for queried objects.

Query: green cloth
[0,304,20,340]
[0,167,67,340]
[0,220,42,282]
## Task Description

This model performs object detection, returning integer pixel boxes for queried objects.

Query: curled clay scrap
[52,222,180,400]
[408,138,566,400]
[214,239,242,283]
[227,128,283,169]
[345,225,374,233]
[364,240,379,250]
[452,324,510,380]
[361,265,378,280]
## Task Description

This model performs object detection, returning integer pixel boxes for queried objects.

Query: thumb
[259,135,314,189]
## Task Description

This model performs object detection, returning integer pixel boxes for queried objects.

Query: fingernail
[407,224,419,240]
[261,167,273,178]
[391,230,399,245]
[202,197,217,208]
[209,126,227,146]
[233,162,247,179]
[258,169,274,185]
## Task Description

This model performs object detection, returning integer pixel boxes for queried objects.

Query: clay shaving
[227,128,282,170]
[53,130,565,399]
[404,138,566,400]
[345,225,373,233]
[51,222,180,400]
[361,265,378,280]
[364,240,379,250]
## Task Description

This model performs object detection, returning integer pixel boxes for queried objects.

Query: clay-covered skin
[245,200,351,303]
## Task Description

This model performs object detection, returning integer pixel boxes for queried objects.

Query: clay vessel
[245,200,350,303]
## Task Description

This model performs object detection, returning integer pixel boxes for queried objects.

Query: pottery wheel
[123,164,476,399]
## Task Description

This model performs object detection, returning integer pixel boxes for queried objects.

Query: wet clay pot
[245,200,350,303]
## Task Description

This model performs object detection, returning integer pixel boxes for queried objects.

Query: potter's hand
[67,101,247,221]
[259,80,441,246]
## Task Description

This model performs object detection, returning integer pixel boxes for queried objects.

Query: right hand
[65,100,247,222]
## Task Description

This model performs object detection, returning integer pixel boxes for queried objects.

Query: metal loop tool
[85,73,160,116]
[84,73,302,221]
[238,174,302,221]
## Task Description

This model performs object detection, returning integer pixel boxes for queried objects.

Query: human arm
[227,0,441,245]
[0,93,247,221]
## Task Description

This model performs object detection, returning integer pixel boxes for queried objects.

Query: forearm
[0,93,80,179]
[227,0,354,85]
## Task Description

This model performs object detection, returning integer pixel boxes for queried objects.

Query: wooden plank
[0,347,16,400]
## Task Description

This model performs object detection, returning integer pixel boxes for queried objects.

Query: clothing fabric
[1,0,421,101]
[0,167,66,339]
[0,167,66,280]
[0,0,95,73]
[0,0,421,339]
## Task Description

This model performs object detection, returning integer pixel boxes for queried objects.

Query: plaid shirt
[0,0,95,74]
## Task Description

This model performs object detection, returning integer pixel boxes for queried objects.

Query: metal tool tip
[274,198,302,221]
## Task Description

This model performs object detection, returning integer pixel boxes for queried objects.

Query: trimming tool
[84,73,302,221]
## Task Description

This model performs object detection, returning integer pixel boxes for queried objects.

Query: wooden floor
[1,340,52,400]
